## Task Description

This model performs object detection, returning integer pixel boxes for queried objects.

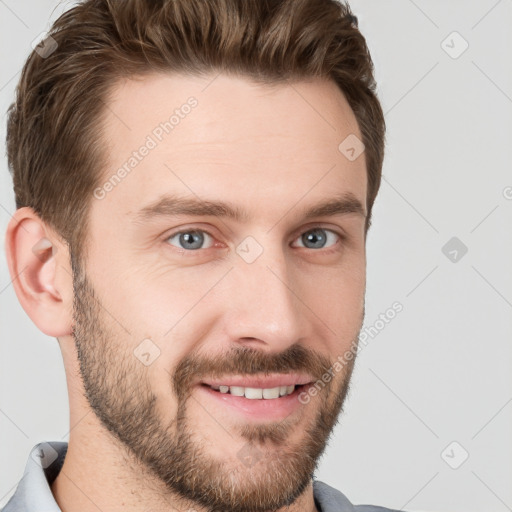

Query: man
[2,0,398,511]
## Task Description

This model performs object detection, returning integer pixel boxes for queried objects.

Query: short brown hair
[6,0,385,264]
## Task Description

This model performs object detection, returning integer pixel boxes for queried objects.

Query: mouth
[195,374,315,421]
[201,383,308,399]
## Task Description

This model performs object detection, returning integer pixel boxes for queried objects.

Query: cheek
[105,265,218,339]
[304,261,365,345]
[307,270,365,359]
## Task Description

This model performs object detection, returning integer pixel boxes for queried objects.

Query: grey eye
[295,228,339,249]
[166,230,214,251]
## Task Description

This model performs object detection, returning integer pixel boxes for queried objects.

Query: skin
[5,72,368,512]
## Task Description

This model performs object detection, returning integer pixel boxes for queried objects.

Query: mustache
[172,343,333,402]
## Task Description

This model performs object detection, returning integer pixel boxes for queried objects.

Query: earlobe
[4,207,74,338]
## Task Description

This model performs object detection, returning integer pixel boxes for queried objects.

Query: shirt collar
[2,442,67,512]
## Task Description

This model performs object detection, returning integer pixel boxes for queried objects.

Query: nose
[221,243,310,352]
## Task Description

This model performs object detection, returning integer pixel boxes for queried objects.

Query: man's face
[72,72,367,512]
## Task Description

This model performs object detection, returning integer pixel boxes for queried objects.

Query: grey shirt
[1,442,402,512]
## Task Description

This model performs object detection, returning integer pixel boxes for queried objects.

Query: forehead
[103,72,361,148]
[95,72,366,224]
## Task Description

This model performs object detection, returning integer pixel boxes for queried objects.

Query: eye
[165,229,215,251]
[292,227,341,250]
[163,226,343,254]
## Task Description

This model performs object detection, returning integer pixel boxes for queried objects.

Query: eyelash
[163,226,345,256]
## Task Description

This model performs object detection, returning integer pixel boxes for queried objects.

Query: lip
[200,373,315,389]
[196,382,311,421]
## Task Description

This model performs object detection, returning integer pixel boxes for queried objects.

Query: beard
[70,254,359,512]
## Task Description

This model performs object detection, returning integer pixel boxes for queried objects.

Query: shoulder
[313,480,404,512]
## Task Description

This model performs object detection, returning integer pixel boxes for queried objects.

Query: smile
[196,376,314,420]
[207,384,299,399]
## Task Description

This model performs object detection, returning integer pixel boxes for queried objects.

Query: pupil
[304,229,326,249]
[181,231,203,250]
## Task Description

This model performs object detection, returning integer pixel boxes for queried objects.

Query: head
[5,1,385,511]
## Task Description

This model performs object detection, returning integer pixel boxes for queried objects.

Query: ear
[4,207,74,338]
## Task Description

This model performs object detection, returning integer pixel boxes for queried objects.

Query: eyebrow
[132,192,366,224]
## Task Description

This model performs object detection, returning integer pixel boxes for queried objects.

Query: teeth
[262,387,280,399]
[229,386,245,397]
[210,384,297,399]
[245,387,263,399]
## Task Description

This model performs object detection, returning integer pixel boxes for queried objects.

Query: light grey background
[1,1,511,511]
